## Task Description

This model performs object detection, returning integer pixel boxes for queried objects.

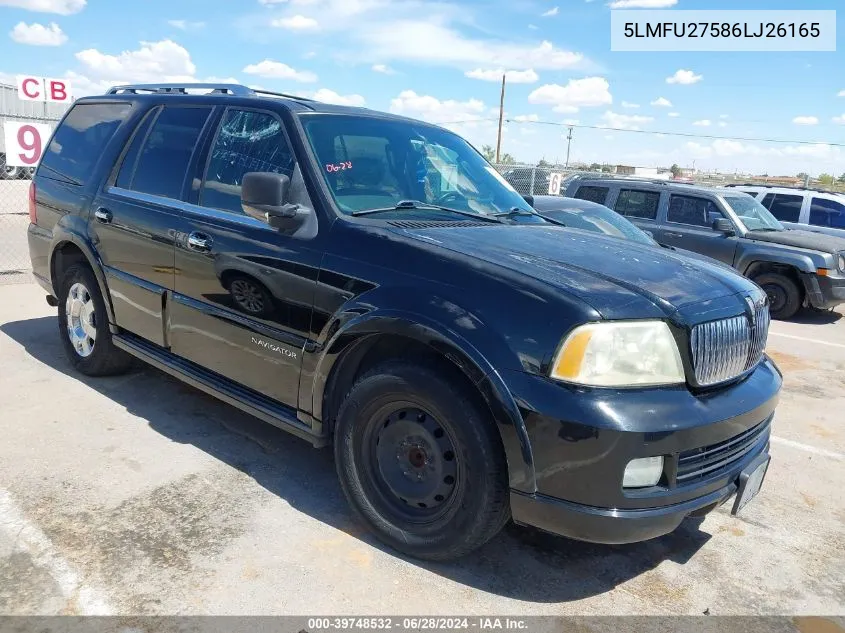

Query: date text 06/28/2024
[610,9,836,52]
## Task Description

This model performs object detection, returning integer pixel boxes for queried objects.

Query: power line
[439,117,845,147]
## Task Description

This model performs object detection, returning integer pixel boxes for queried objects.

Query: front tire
[754,272,801,320]
[57,263,133,376]
[334,361,510,561]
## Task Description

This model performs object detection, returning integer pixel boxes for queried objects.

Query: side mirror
[523,194,535,207]
[242,172,306,230]
[643,229,655,239]
[712,217,735,235]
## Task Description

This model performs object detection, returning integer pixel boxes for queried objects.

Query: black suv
[565,175,845,320]
[28,84,781,561]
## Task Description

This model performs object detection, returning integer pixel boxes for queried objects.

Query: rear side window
[810,197,845,229]
[201,109,296,215]
[40,102,131,185]
[126,106,212,200]
[667,195,723,227]
[115,108,158,189]
[615,189,660,220]
[766,194,803,222]
[575,186,609,205]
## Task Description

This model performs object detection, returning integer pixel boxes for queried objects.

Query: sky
[0,0,843,176]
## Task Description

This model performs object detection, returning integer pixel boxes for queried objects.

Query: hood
[746,228,845,253]
[392,225,758,320]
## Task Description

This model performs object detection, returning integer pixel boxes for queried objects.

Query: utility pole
[564,127,573,169]
[495,73,506,164]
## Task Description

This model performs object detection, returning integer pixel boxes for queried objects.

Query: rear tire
[753,273,801,320]
[57,263,133,376]
[334,361,510,561]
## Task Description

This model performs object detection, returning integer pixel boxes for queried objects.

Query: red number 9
[17,125,41,165]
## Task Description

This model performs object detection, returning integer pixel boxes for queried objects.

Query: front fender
[736,244,820,275]
[310,307,537,493]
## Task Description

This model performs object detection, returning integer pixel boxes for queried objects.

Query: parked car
[29,83,780,561]
[564,176,845,319]
[725,184,845,240]
[529,195,737,270]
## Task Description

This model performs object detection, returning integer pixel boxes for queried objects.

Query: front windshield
[300,114,537,219]
[723,195,784,232]
[550,205,656,245]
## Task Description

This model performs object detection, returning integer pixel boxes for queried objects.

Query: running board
[112,333,327,448]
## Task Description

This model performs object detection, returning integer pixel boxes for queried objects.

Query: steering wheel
[434,191,464,205]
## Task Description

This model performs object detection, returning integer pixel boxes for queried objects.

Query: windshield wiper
[493,207,542,219]
[351,200,504,223]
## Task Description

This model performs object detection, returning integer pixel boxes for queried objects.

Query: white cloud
[834,114,845,125]
[390,90,486,125]
[528,23,538,30]
[310,88,365,106]
[76,39,196,82]
[243,59,318,82]
[609,0,677,7]
[541,6,559,16]
[792,116,819,126]
[167,19,206,30]
[528,77,611,113]
[718,121,727,128]
[667,69,702,84]
[362,22,583,71]
[562,118,579,125]
[719,114,729,119]
[693,119,711,127]
[512,114,539,122]
[668,112,680,117]
[0,0,84,14]
[621,101,640,108]
[837,90,845,97]
[272,15,319,30]
[601,111,654,130]
[465,68,538,84]
[10,21,66,45]
[650,96,672,107]
[371,63,395,74]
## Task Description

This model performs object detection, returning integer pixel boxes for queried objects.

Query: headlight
[551,321,685,387]
[623,456,664,488]
[839,254,845,273]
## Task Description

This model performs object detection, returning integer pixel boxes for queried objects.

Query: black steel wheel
[334,361,510,561]
[754,273,801,320]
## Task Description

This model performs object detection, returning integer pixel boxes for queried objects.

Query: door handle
[664,232,683,238]
[187,232,212,253]
[94,208,112,224]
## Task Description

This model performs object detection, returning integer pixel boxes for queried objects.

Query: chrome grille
[691,301,770,386]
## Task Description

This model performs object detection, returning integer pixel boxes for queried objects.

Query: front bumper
[803,271,845,309]
[504,358,781,544]
[511,479,740,544]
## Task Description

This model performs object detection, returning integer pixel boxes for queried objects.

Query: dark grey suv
[565,176,845,319]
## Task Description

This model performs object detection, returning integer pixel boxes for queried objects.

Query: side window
[201,109,295,214]
[767,194,803,222]
[39,102,132,185]
[760,193,775,209]
[615,189,660,220]
[575,186,609,205]
[115,108,158,189]
[129,106,212,200]
[667,195,723,227]
[810,197,845,229]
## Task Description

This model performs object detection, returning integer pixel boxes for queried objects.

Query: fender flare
[312,309,536,492]
[49,222,117,326]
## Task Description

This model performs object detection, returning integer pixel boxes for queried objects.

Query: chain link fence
[0,171,33,285]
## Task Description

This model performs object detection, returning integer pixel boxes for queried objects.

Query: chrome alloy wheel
[65,282,97,357]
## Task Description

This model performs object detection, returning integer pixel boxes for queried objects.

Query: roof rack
[724,183,842,195]
[570,173,700,187]
[105,83,316,103]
